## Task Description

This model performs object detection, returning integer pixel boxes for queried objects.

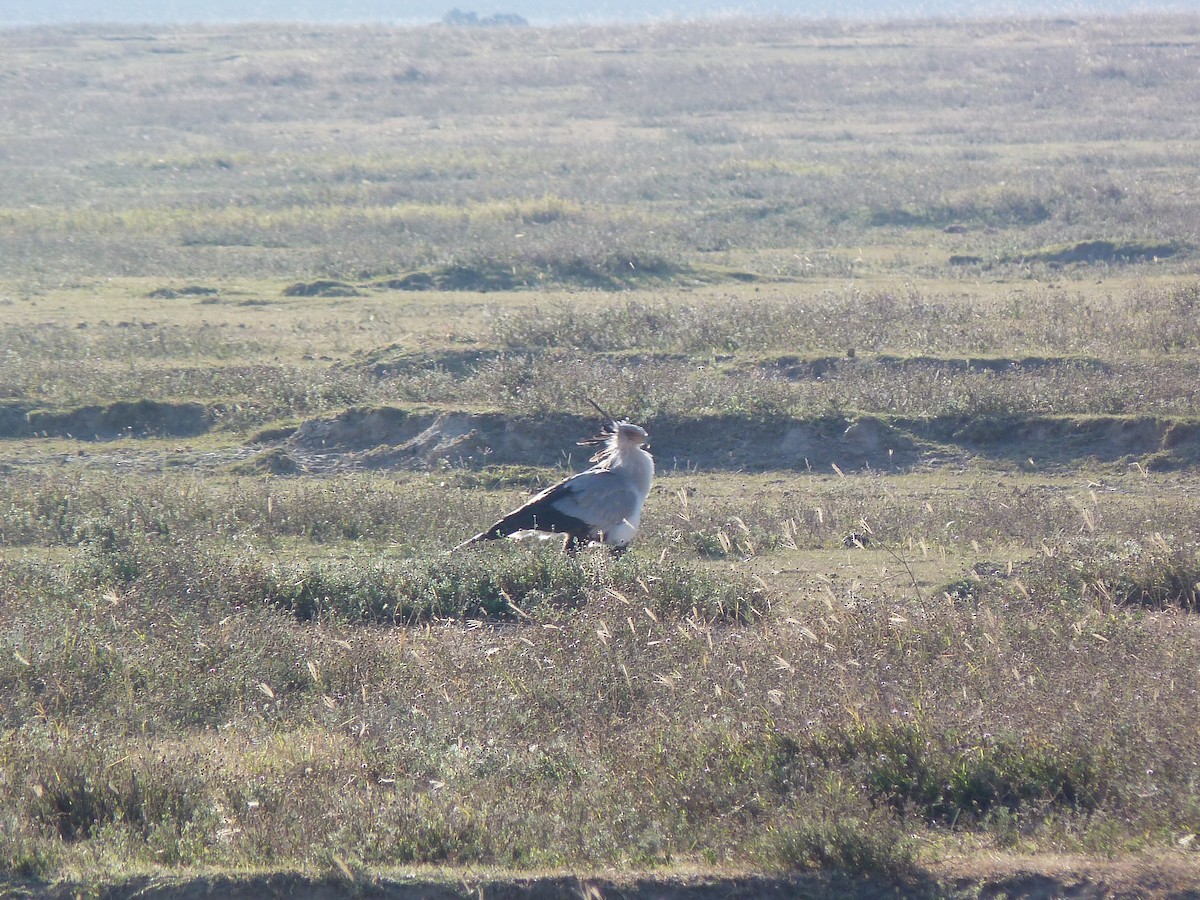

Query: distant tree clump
[442,8,528,26]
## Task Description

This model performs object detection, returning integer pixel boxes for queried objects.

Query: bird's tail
[453,530,494,551]
[455,526,576,552]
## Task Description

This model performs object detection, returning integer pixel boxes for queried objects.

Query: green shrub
[806,724,1105,826]
[767,814,916,877]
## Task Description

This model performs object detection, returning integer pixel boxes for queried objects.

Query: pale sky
[2,0,1195,26]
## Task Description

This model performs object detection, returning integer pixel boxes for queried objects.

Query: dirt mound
[372,264,521,292]
[259,409,923,473]
[147,285,220,299]
[1024,239,1182,266]
[264,408,635,473]
[368,256,689,293]
[0,400,210,441]
[920,414,1197,469]
[949,241,1183,270]
[227,446,303,475]
[282,280,362,297]
[277,408,505,471]
[351,414,491,469]
[257,407,1200,475]
[288,407,423,452]
[653,414,925,471]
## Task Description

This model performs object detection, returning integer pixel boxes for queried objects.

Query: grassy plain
[3,13,1200,898]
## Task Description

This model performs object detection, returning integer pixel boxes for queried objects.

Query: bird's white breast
[616,445,654,499]
[604,516,640,548]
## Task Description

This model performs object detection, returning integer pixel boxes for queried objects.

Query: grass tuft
[806,724,1105,826]
[767,815,917,877]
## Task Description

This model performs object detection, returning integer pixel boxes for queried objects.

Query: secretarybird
[456,415,653,554]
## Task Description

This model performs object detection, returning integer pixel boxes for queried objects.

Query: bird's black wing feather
[470,477,594,544]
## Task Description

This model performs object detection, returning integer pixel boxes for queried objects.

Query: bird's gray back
[549,468,643,533]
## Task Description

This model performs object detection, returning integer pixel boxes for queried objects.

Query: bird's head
[615,422,649,449]
[579,419,650,459]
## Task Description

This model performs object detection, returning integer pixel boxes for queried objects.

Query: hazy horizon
[3,0,1197,27]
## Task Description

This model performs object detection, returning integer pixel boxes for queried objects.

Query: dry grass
[4,462,1200,879]
[1,17,1199,283]
[4,12,1200,891]
[5,533,1200,878]
[6,283,1200,429]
